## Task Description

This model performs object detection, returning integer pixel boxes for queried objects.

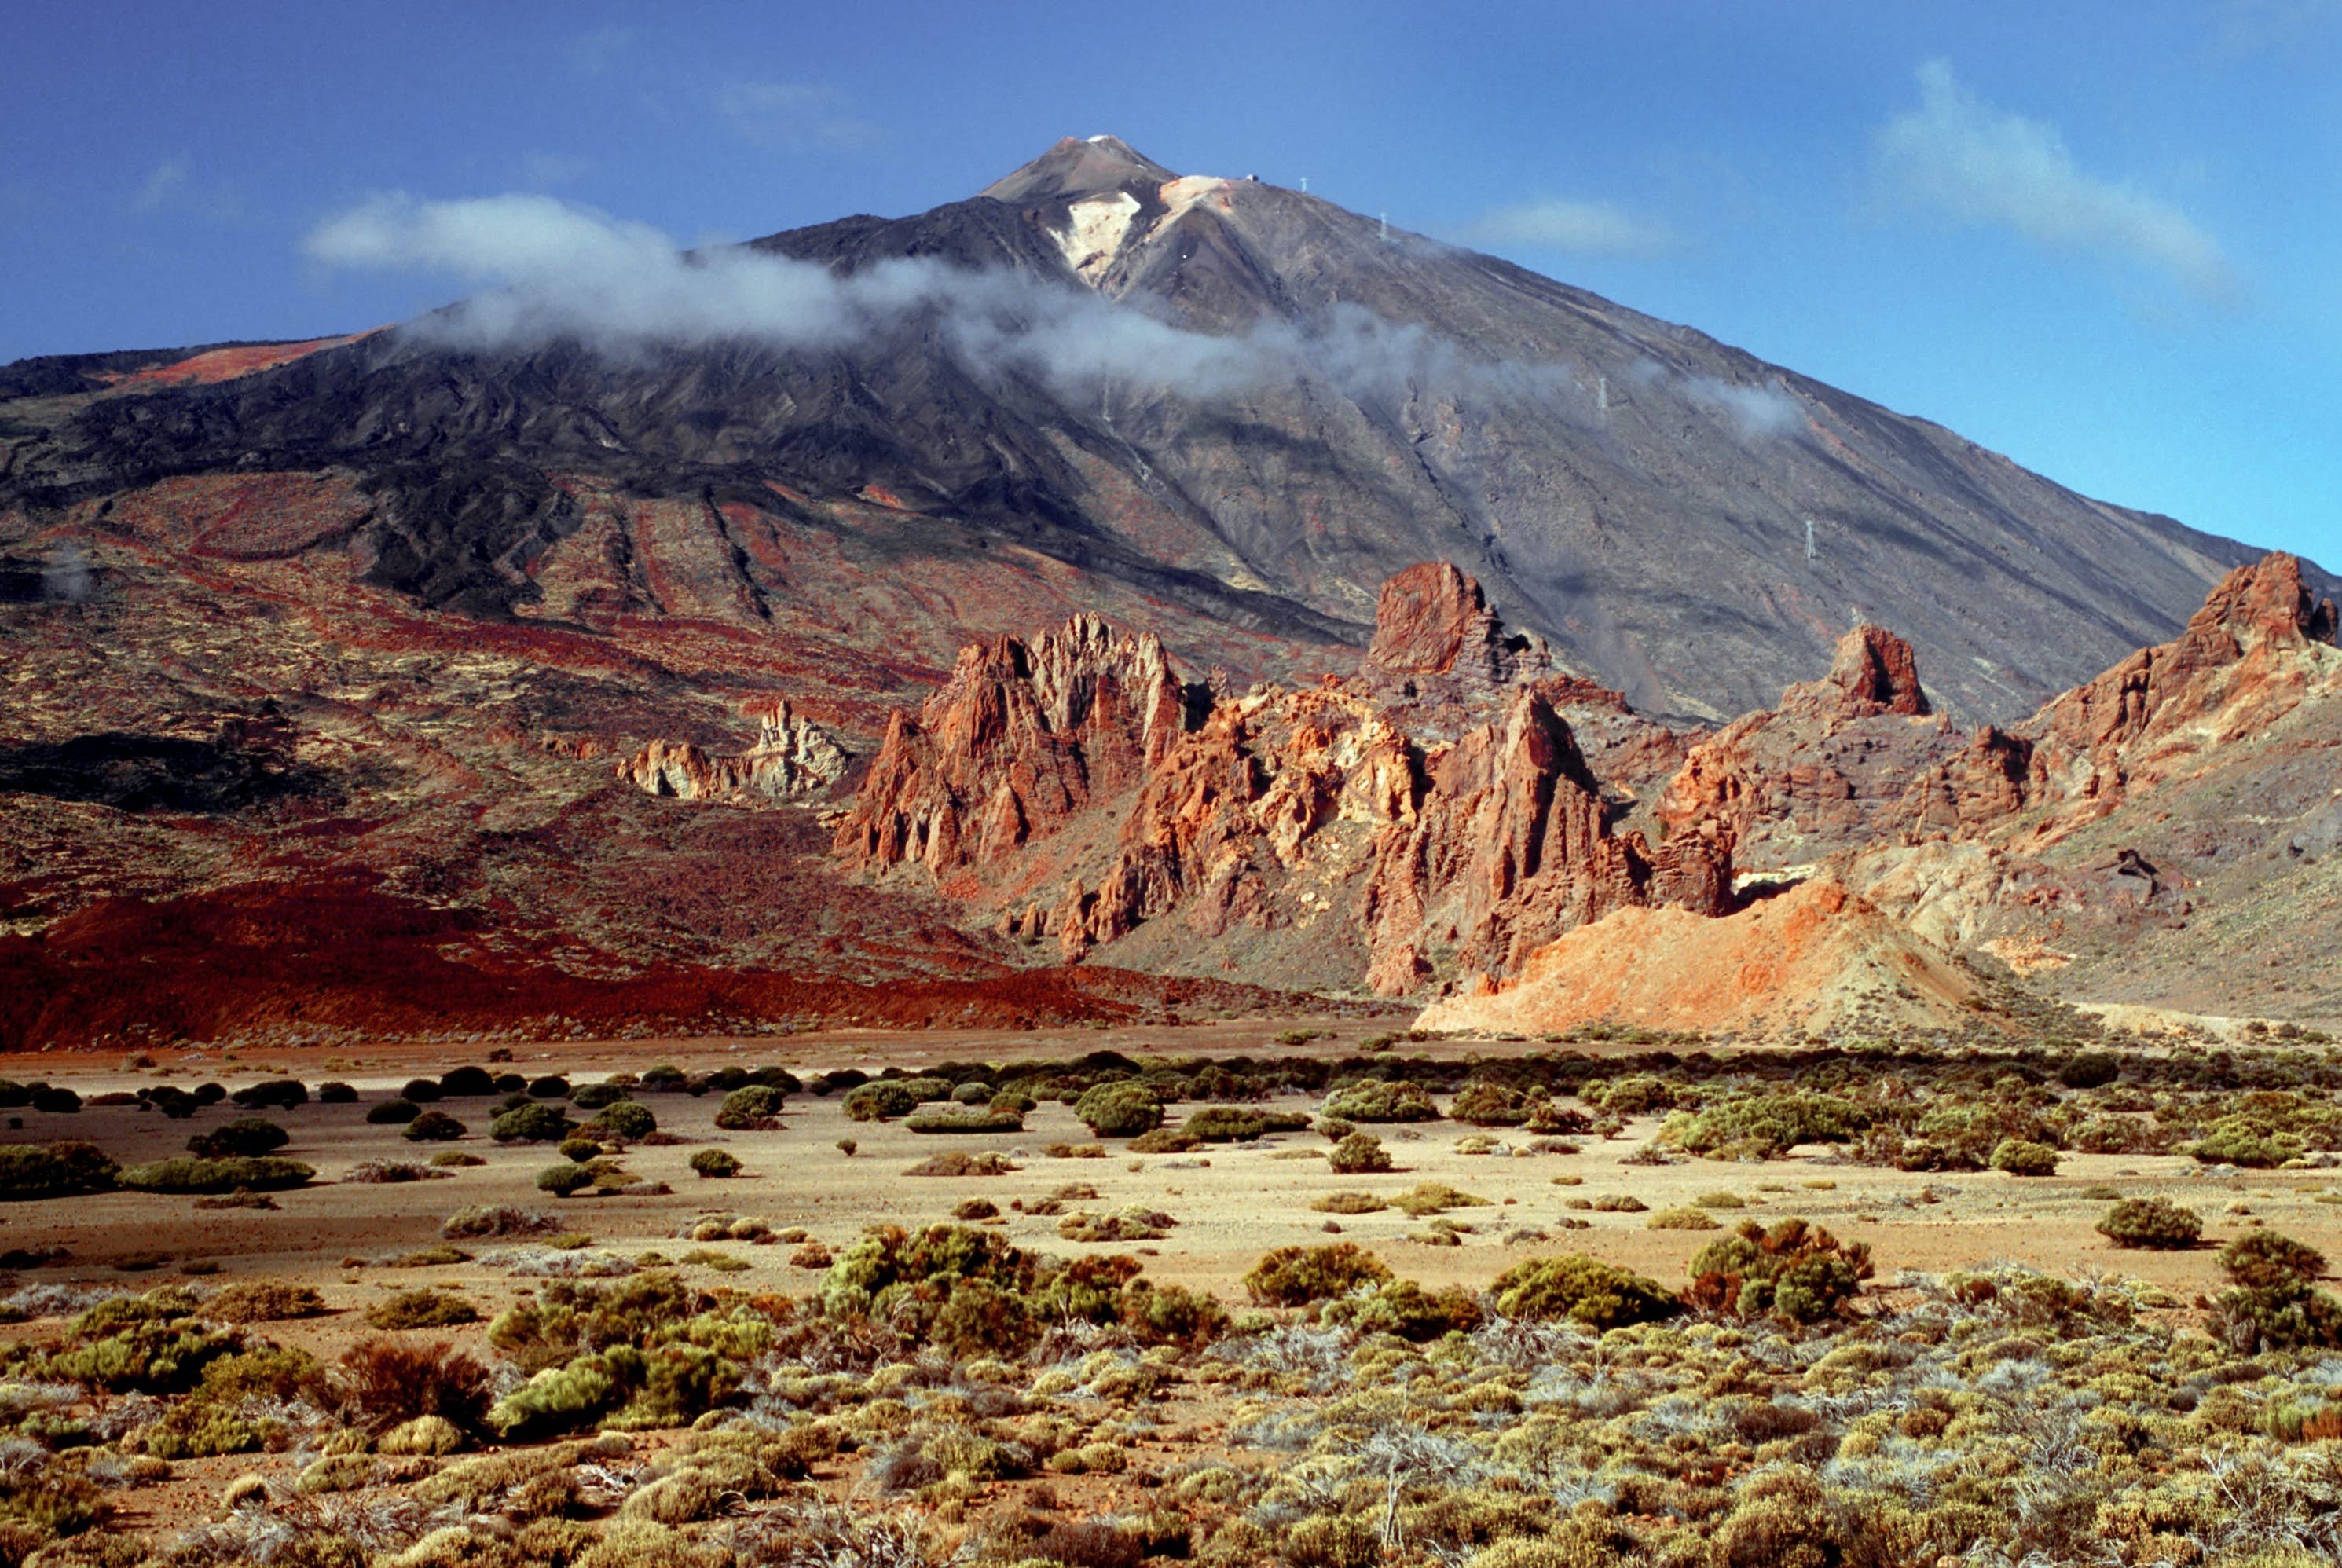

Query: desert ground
[8,1017,2342,1566]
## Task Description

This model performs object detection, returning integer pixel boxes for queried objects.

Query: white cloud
[132,157,189,213]
[296,191,1613,418]
[1461,196,1673,255]
[1873,60,2238,304]
[714,82,881,153]
[568,24,635,75]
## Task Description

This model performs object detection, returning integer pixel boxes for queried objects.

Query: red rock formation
[841,565,1735,994]
[2018,554,2338,826]
[618,698,848,802]
[1361,561,1552,694]
[833,614,1186,876]
[1812,624,1930,719]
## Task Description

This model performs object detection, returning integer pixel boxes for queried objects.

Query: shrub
[1180,1106,1312,1142]
[1687,1218,1872,1323]
[0,1141,118,1200]
[1647,1207,1722,1230]
[438,1067,497,1097]
[1128,1127,1200,1153]
[317,1081,357,1103]
[1391,1183,1490,1218]
[538,1165,595,1196]
[1310,1192,1387,1214]
[559,1138,604,1163]
[365,1290,479,1330]
[716,1086,785,1130]
[488,1364,619,1440]
[1990,1138,2060,1177]
[401,1079,445,1105]
[843,1083,918,1123]
[380,1414,464,1456]
[527,1076,570,1099]
[2223,1232,2328,1292]
[1664,1092,1866,1160]
[429,1151,485,1167]
[29,1085,81,1114]
[346,1160,449,1184]
[690,1150,742,1180]
[2058,1050,2122,1089]
[339,1339,493,1431]
[118,1156,313,1194]
[1059,1207,1175,1243]
[206,1281,326,1323]
[1490,1254,1681,1329]
[402,1111,466,1142]
[2097,1197,2203,1250]
[835,1138,857,1156]
[230,1079,307,1110]
[2190,1116,2305,1168]
[1075,1083,1163,1138]
[1321,1080,1439,1123]
[441,1205,560,1240]
[569,1083,627,1112]
[491,1103,575,1143]
[906,1109,1025,1134]
[593,1102,657,1141]
[1327,1132,1392,1174]
[366,1099,421,1126]
[820,1223,1046,1353]
[1242,1242,1394,1306]
[1321,1279,1483,1340]
[1450,1082,1549,1127]
[903,1151,1018,1177]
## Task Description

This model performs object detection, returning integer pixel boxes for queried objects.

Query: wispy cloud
[132,157,189,213]
[1872,60,2238,305]
[568,24,635,75]
[1460,196,1674,256]
[714,82,881,153]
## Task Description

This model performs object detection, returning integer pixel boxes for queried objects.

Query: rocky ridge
[837,562,1734,995]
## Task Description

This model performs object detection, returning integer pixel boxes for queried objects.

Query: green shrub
[2190,1115,2305,1167]
[2222,1232,2328,1292]
[843,1083,919,1123]
[1647,1207,1722,1230]
[1391,1182,1490,1218]
[429,1151,486,1168]
[1450,1081,1549,1127]
[689,1149,742,1179]
[569,1083,627,1112]
[949,1082,991,1105]
[1074,1083,1163,1138]
[1179,1106,1311,1141]
[206,1281,327,1323]
[991,1090,1038,1114]
[366,1099,421,1126]
[438,1066,498,1097]
[1310,1192,1387,1214]
[118,1156,313,1194]
[0,1141,118,1200]
[1490,1254,1680,1329]
[593,1102,656,1141]
[488,1364,619,1439]
[2058,1050,2122,1089]
[906,1109,1025,1134]
[2097,1197,2203,1250]
[402,1111,466,1142]
[187,1117,289,1160]
[538,1165,595,1196]
[1321,1080,1439,1123]
[231,1079,306,1110]
[1990,1138,2060,1177]
[491,1103,575,1143]
[1687,1218,1871,1323]
[1241,1242,1394,1306]
[1663,1092,1865,1160]
[1327,1132,1392,1174]
[715,1086,785,1130]
[365,1290,479,1330]
[820,1224,1046,1354]
[1320,1279,1483,1340]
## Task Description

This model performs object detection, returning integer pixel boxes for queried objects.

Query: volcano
[4,136,2319,724]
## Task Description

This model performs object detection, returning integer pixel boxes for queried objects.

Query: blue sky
[5,2,2337,565]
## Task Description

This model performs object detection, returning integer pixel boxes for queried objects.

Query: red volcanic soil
[0,872,1365,1051]
[97,332,379,387]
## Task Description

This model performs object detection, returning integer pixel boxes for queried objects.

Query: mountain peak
[980,135,1179,204]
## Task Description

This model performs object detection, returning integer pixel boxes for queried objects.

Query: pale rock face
[617,698,848,803]
[1054,192,1142,286]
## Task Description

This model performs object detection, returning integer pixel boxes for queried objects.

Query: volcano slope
[4,136,2325,731]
